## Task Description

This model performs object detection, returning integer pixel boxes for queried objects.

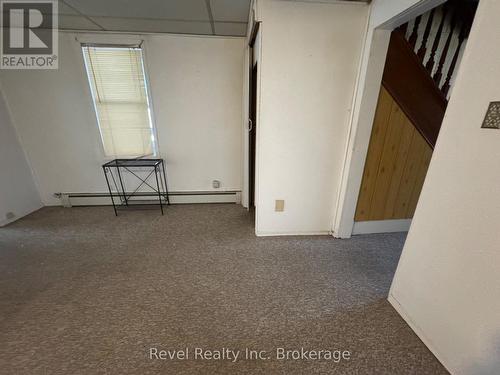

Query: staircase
[382,0,477,148]
[354,0,478,223]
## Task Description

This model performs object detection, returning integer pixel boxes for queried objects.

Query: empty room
[0,0,498,374]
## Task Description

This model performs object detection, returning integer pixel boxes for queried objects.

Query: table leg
[154,165,164,215]
[103,166,117,216]
[161,160,170,205]
[116,166,128,206]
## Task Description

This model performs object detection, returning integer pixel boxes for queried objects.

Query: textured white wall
[0,32,245,205]
[0,88,42,226]
[389,1,500,373]
[255,0,368,235]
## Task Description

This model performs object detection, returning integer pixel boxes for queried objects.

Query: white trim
[331,5,372,237]
[256,230,331,237]
[139,44,161,157]
[378,0,446,30]
[61,29,245,39]
[332,28,391,239]
[352,219,411,235]
[388,293,454,375]
[253,21,263,232]
[279,0,368,5]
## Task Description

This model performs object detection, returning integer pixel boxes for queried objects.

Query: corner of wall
[387,292,454,374]
[0,80,43,207]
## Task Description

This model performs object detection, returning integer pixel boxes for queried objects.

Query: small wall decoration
[481,102,500,129]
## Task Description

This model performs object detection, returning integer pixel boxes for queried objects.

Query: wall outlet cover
[275,200,285,212]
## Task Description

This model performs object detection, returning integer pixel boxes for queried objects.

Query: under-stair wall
[355,87,432,222]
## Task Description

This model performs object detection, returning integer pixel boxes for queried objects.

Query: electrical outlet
[212,180,221,189]
[275,200,285,212]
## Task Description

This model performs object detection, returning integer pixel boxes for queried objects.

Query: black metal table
[102,158,169,216]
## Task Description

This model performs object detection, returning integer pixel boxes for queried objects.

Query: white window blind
[82,46,156,157]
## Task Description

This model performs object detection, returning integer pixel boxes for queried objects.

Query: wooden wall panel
[392,131,428,218]
[355,86,433,222]
[355,88,393,221]
[369,103,406,220]
[407,143,433,215]
[383,116,415,219]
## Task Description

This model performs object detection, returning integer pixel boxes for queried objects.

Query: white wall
[0,32,245,205]
[255,0,368,235]
[0,87,42,226]
[389,1,500,373]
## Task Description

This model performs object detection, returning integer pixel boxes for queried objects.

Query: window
[82,46,157,157]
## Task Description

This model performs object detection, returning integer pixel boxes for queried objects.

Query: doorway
[354,1,476,235]
[247,21,260,209]
[334,0,478,237]
[249,63,257,208]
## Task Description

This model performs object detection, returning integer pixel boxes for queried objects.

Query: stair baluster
[433,9,457,87]
[426,5,448,73]
[442,22,466,97]
[417,9,435,61]
[408,15,422,48]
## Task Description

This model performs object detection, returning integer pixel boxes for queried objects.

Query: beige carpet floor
[0,204,447,374]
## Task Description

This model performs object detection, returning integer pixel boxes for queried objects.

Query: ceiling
[56,0,252,36]
[3,0,370,37]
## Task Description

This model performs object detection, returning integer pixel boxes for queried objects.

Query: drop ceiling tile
[91,17,213,35]
[58,1,79,15]
[32,1,77,15]
[210,0,250,22]
[65,0,209,21]
[214,22,247,36]
[59,15,102,30]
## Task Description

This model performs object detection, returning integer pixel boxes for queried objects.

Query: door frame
[332,0,445,238]
[244,21,261,210]
[248,62,258,207]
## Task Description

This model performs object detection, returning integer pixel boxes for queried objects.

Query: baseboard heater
[54,191,241,207]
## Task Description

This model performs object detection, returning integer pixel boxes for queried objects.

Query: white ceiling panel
[53,0,251,36]
[214,22,247,37]
[64,0,210,21]
[210,0,250,22]
[59,15,102,30]
[58,1,79,15]
[90,17,213,35]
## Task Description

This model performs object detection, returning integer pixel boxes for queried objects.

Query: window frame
[81,43,159,160]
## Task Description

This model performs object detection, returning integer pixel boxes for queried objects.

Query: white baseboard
[388,293,454,375]
[255,230,331,237]
[352,219,411,235]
